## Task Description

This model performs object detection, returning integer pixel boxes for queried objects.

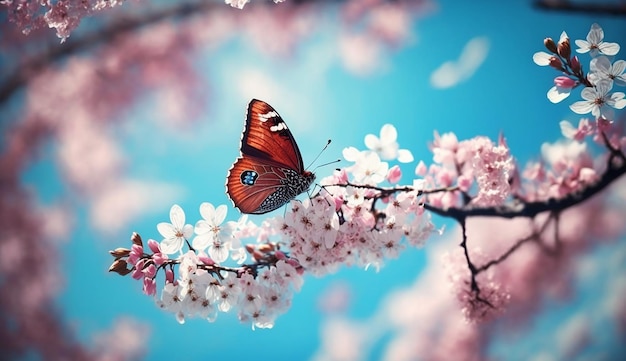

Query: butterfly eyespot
[240,170,258,186]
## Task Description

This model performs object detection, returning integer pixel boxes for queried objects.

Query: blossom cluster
[226,0,285,10]
[108,123,444,327]
[533,23,626,119]
[3,0,124,42]
[415,132,515,209]
[524,23,626,202]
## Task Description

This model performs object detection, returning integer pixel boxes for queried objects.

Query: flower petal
[609,93,626,109]
[590,56,611,73]
[599,42,620,56]
[210,244,229,263]
[574,40,590,54]
[192,233,211,251]
[580,87,598,101]
[157,222,176,238]
[160,237,183,255]
[588,23,603,44]
[342,146,361,162]
[364,134,380,150]
[199,202,215,222]
[569,100,594,115]
[547,86,570,103]
[379,124,398,143]
[533,51,552,66]
[214,205,228,224]
[182,224,194,239]
[169,204,185,228]
[397,149,414,163]
[596,79,613,96]
[559,120,577,139]
[195,219,211,235]
[612,60,626,75]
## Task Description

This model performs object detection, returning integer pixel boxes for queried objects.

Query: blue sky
[17,0,626,360]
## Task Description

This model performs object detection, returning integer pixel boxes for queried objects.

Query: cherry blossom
[575,23,620,57]
[226,0,251,10]
[364,123,414,163]
[157,204,194,255]
[559,119,594,141]
[468,137,514,206]
[192,203,240,263]
[589,56,626,87]
[347,151,389,184]
[569,79,626,119]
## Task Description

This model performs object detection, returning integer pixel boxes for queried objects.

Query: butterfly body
[226,99,315,214]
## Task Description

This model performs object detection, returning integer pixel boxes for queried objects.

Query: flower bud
[557,37,571,59]
[274,250,287,260]
[258,243,275,253]
[147,239,161,253]
[109,259,132,276]
[543,37,557,53]
[386,165,402,184]
[554,76,576,88]
[153,252,168,267]
[245,244,256,254]
[144,264,157,278]
[548,56,563,70]
[570,55,581,74]
[131,232,143,247]
[109,247,131,258]
[252,250,264,261]
[286,258,300,268]
[143,277,157,296]
[198,253,215,265]
[333,196,344,211]
[165,268,175,283]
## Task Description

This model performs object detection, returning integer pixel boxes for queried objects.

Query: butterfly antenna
[311,159,341,173]
[307,139,337,171]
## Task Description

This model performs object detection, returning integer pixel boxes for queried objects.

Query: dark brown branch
[0,1,220,105]
[534,0,626,16]
[475,213,554,274]
[424,159,626,221]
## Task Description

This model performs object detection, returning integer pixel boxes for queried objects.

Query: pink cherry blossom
[559,119,594,141]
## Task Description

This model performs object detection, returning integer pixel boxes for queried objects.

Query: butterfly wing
[228,156,286,214]
[240,99,305,171]
[226,99,314,214]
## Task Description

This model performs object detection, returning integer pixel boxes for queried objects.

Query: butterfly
[226,99,316,214]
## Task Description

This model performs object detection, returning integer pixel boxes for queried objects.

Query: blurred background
[1,0,626,360]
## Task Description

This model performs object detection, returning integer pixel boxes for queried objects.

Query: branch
[534,0,626,16]
[0,1,219,105]
[424,158,626,220]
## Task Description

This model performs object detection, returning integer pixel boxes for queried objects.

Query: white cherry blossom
[569,79,626,119]
[157,204,193,255]
[589,56,626,87]
[364,123,414,162]
[575,23,620,57]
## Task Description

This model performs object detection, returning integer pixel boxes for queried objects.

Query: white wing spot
[270,122,287,132]
[258,111,279,123]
